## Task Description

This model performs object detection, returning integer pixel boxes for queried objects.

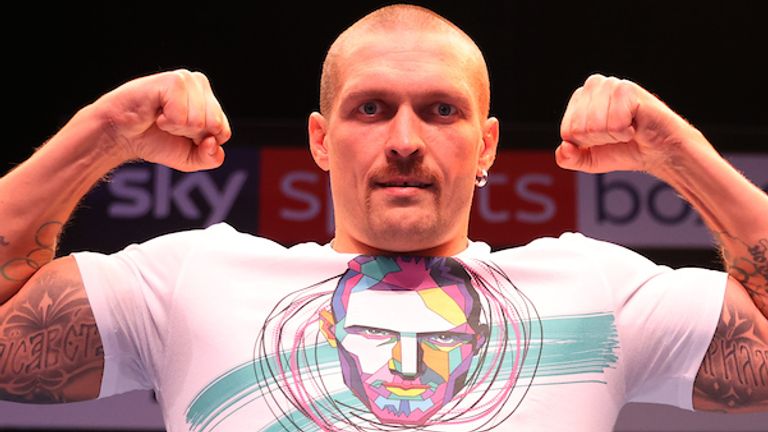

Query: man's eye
[358,102,379,115]
[352,327,395,339]
[431,334,457,344]
[424,333,472,347]
[435,103,457,117]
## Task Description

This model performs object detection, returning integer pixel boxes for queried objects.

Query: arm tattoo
[1,221,62,282]
[695,300,768,411]
[718,234,768,313]
[0,270,103,403]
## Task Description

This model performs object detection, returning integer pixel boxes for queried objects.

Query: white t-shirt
[73,223,726,431]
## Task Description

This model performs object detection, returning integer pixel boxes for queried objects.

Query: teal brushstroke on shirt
[186,312,618,431]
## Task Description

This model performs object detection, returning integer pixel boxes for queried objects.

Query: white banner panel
[578,153,768,247]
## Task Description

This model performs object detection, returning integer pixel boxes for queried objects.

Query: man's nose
[385,107,424,160]
[390,332,420,378]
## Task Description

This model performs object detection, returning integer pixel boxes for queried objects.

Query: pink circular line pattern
[254,257,541,431]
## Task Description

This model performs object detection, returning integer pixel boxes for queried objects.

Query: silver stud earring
[475,169,489,188]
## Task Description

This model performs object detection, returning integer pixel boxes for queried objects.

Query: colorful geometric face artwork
[319,256,490,425]
[184,255,621,431]
[248,256,542,430]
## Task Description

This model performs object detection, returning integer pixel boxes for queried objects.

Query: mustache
[368,163,439,186]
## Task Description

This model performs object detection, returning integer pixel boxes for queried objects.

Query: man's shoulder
[105,222,325,262]
[487,231,619,256]
[193,222,331,256]
[485,231,659,278]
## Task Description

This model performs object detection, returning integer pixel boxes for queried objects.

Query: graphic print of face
[320,256,488,425]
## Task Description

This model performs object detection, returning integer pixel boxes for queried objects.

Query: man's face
[328,266,483,424]
[310,29,497,255]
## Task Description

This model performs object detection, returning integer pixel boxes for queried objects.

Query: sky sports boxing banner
[59,146,767,255]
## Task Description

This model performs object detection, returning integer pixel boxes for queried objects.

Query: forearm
[654,131,768,316]
[0,104,126,302]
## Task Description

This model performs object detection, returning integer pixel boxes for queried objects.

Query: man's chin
[364,386,442,425]
[368,209,441,247]
[371,407,437,426]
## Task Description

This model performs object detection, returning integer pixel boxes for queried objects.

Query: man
[251,255,535,430]
[1,3,766,431]
[318,255,492,426]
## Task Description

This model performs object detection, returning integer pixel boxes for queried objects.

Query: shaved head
[319,4,490,118]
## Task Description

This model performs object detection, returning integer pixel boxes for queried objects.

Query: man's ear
[319,308,338,348]
[308,112,330,172]
[478,116,499,172]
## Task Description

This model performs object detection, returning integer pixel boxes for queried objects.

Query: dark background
[5,1,766,162]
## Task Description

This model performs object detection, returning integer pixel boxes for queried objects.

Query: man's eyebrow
[340,89,391,103]
[346,324,393,331]
[341,88,473,108]
[420,90,473,109]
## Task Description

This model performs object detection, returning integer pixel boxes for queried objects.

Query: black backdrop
[6,1,766,161]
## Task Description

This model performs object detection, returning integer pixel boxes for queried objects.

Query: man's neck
[330,236,470,256]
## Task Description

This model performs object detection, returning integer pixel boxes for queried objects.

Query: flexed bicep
[0,256,103,403]
[694,276,768,412]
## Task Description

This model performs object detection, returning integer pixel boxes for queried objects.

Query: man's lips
[382,382,431,397]
[375,182,432,188]
[372,177,434,189]
[384,382,430,390]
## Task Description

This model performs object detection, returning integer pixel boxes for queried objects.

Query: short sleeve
[619,266,726,409]
[72,225,230,397]
[559,233,727,410]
